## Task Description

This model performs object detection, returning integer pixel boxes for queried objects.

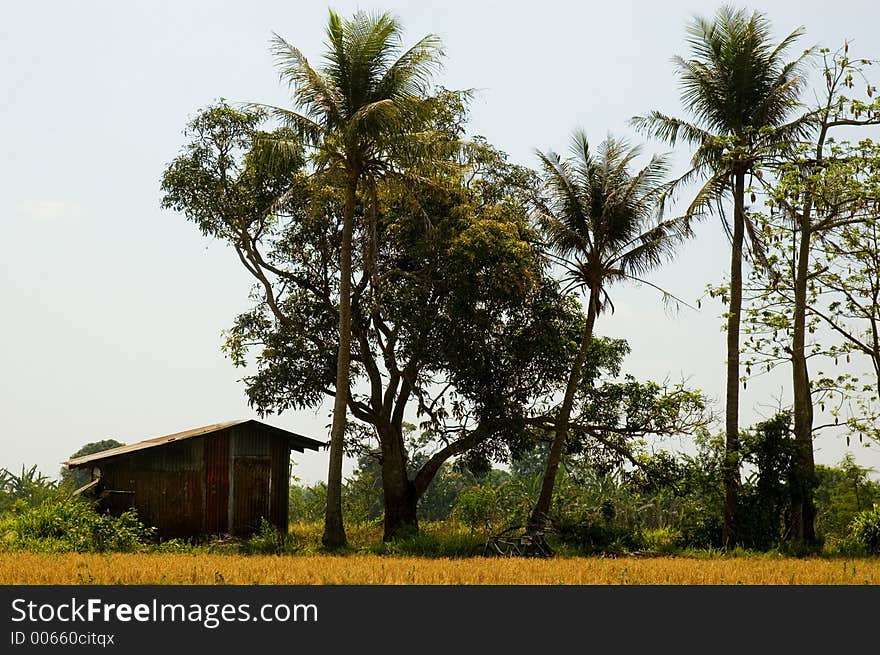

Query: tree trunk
[528,286,599,533]
[790,206,816,545]
[322,173,357,550]
[722,170,745,546]
[377,423,419,541]
[787,119,833,547]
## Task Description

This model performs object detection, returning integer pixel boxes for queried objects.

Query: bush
[12,498,154,553]
[849,505,880,555]
[240,519,298,555]
[289,483,328,523]
[153,538,195,554]
[0,466,58,513]
[372,524,485,557]
[642,527,683,554]
[453,486,498,532]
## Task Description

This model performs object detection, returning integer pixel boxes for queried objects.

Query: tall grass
[1,553,878,585]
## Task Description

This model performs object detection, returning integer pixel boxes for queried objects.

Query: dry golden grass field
[1,553,879,585]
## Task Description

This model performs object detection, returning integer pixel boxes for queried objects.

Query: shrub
[372,524,485,557]
[642,527,683,554]
[288,483,327,523]
[12,498,154,553]
[0,466,58,513]
[453,486,498,532]
[849,505,880,555]
[240,519,298,555]
[153,538,196,554]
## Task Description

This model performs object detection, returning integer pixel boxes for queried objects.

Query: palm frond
[535,132,686,309]
[270,33,344,127]
[685,169,730,218]
[375,34,445,100]
[631,111,717,149]
[250,103,324,150]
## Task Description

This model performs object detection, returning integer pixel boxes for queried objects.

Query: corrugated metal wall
[230,422,277,536]
[204,430,230,535]
[270,437,290,531]
[89,425,293,539]
[100,439,205,539]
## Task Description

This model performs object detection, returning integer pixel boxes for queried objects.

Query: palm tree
[265,10,444,549]
[632,5,812,544]
[528,132,688,533]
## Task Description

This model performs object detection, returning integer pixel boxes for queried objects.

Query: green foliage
[622,431,725,548]
[815,454,880,542]
[152,538,195,554]
[737,412,797,550]
[289,481,328,523]
[240,519,299,555]
[369,525,486,558]
[550,468,646,554]
[453,486,498,531]
[642,527,684,554]
[11,498,154,553]
[849,505,880,554]
[0,466,58,513]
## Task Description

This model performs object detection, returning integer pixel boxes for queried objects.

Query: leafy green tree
[633,6,812,543]
[816,208,880,421]
[737,412,796,549]
[814,454,880,541]
[527,132,689,532]
[741,46,880,542]
[162,99,584,541]
[261,10,446,549]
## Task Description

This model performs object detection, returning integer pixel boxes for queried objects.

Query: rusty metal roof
[64,419,325,467]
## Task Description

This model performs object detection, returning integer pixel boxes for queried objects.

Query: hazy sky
[2,0,879,484]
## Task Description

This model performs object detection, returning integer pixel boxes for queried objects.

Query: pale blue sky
[2,1,879,483]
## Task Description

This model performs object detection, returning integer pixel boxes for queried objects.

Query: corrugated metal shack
[63,420,324,539]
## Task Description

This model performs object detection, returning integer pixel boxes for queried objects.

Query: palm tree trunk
[322,173,357,550]
[722,170,745,546]
[528,286,599,533]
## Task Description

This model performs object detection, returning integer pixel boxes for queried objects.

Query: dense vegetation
[1,445,879,556]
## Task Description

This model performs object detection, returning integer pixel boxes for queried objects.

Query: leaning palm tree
[264,10,444,549]
[631,5,812,544]
[528,132,689,533]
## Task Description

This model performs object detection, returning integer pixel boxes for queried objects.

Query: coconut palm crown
[528,131,690,532]
[631,5,814,544]
[632,4,813,255]
[268,10,445,179]
[259,10,446,550]
[536,132,688,308]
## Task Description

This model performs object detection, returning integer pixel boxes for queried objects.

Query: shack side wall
[229,423,291,536]
[97,439,205,539]
[78,425,293,539]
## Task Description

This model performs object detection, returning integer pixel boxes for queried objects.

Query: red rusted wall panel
[204,430,230,535]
